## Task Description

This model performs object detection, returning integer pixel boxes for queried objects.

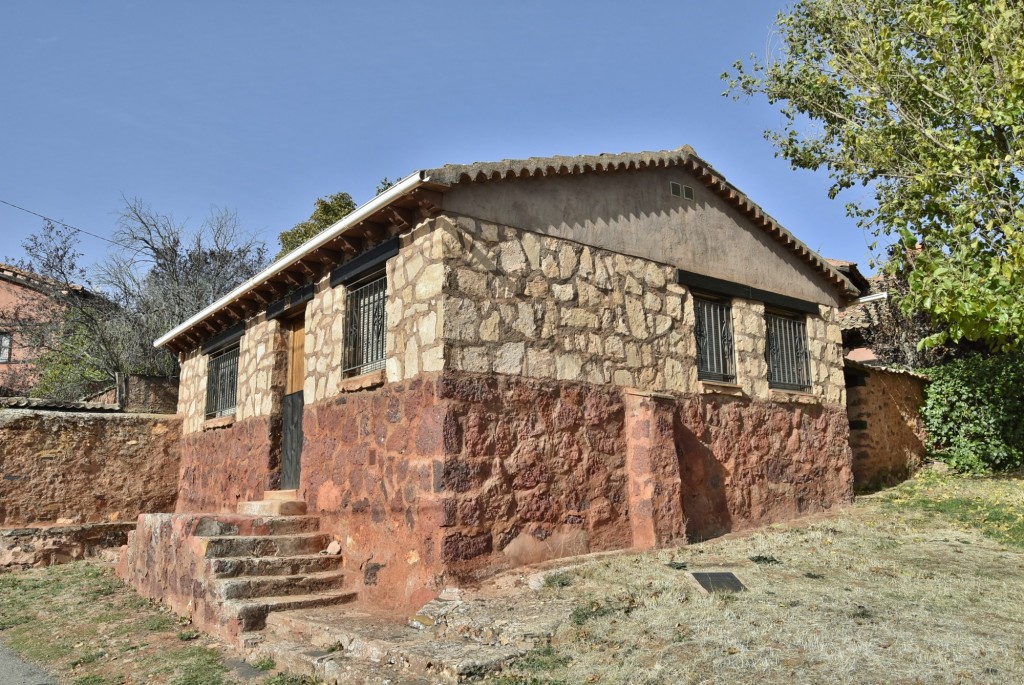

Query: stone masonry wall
[178,349,207,434]
[442,216,690,393]
[846,367,926,489]
[303,275,346,403]
[0,408,181,526]
[439,215,845,405]
[237,317,287,421]
[384,224,452,384]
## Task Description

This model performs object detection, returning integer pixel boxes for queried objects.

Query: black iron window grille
[694,296,735,382]
[204,344,240,419]
[766,312,811,391]
[0,332,11,363]
[342,271,387,377]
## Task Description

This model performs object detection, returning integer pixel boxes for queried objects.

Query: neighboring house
[132,146,860,616]
[0,263,62,394]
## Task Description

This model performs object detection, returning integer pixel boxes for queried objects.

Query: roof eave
[154,171,429,350]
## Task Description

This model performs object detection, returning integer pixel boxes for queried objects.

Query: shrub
[922,354,1024,473]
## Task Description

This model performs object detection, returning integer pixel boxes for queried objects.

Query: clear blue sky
[0,1,878,274]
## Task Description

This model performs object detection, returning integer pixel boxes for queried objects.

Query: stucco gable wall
[440,166,842,307]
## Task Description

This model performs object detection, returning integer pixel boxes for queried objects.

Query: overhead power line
[0,198,134,250]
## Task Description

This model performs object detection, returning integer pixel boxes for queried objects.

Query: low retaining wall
[0,408,181,526]
[1,522,136,571]
[845,364,927,489]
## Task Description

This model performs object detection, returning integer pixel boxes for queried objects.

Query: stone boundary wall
[0,408,180,526]
[1,522,135,571]
[846,366,927,489]
[87,375,180,413]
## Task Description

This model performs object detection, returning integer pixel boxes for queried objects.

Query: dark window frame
[0,332,11,364]
[693,294,736,383]
[204,343,240,419]
[341,269,388,378]
[765,309,812,391]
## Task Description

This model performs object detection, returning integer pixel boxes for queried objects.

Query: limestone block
[494,342,525,375]
[521,232,541,269]
[561,308,599,329]
[626,297,649,338]
[541,255,559,279]
[479,312,500,342]
[415,263,446,300]
[499,241,528,274]
[525,348,555,377]
[644,263,667,288]
[555,353,583,381]
[552,283,576,302]
[462,346,491,373]
[421,345,444,372]
[457,268,488,298]
[578,247,594,278]
[558,244,579,279]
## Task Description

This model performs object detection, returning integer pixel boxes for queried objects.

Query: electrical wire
[0,198,134,250]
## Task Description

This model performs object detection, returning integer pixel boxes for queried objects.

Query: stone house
[122,147,858,635]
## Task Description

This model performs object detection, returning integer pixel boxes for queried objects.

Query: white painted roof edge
[153,171,429,349]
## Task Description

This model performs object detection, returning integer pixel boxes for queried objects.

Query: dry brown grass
[492,470,1024,685]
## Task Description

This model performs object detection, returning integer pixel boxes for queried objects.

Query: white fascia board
[849,291,889,305]
[154,171,429,349]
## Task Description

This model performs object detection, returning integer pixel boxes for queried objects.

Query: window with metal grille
[694,296,735,382]
[342,271,387,377]
[765,312,811,390]
[0,332,11,363]
[205,344,240,419]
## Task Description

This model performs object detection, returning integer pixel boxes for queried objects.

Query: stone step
[212,571,346,600]
[264,609,523,681]
[238,499,308,516]
[223,590,357,632]
[251,638,437,685]
[263,489,300,502]
[202,533,330,559]
[209,554,342,579]
[190,515,321,537]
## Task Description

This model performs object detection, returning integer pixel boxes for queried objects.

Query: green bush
[923,354,1024,473]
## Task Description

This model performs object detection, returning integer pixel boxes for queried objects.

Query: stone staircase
[118,490,356,646]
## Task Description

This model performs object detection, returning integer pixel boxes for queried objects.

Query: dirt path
[0,642,56,685]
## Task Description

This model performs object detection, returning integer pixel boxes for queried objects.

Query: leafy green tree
[726,0,1024,350]
[277,192,356,258]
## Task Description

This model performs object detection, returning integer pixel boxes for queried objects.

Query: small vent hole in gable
[670,182,694,200]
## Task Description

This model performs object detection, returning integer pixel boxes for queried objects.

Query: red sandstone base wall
[176,414,280,514]
[677,396,853,540]
[172,371,852,613]
[300,378,449,613]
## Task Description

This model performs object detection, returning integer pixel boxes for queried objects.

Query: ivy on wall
[923,354,1024,473]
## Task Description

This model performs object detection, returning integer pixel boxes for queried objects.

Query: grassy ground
[0,562,314,685]
[1,468,1021,685]
[490,467,1024,685]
